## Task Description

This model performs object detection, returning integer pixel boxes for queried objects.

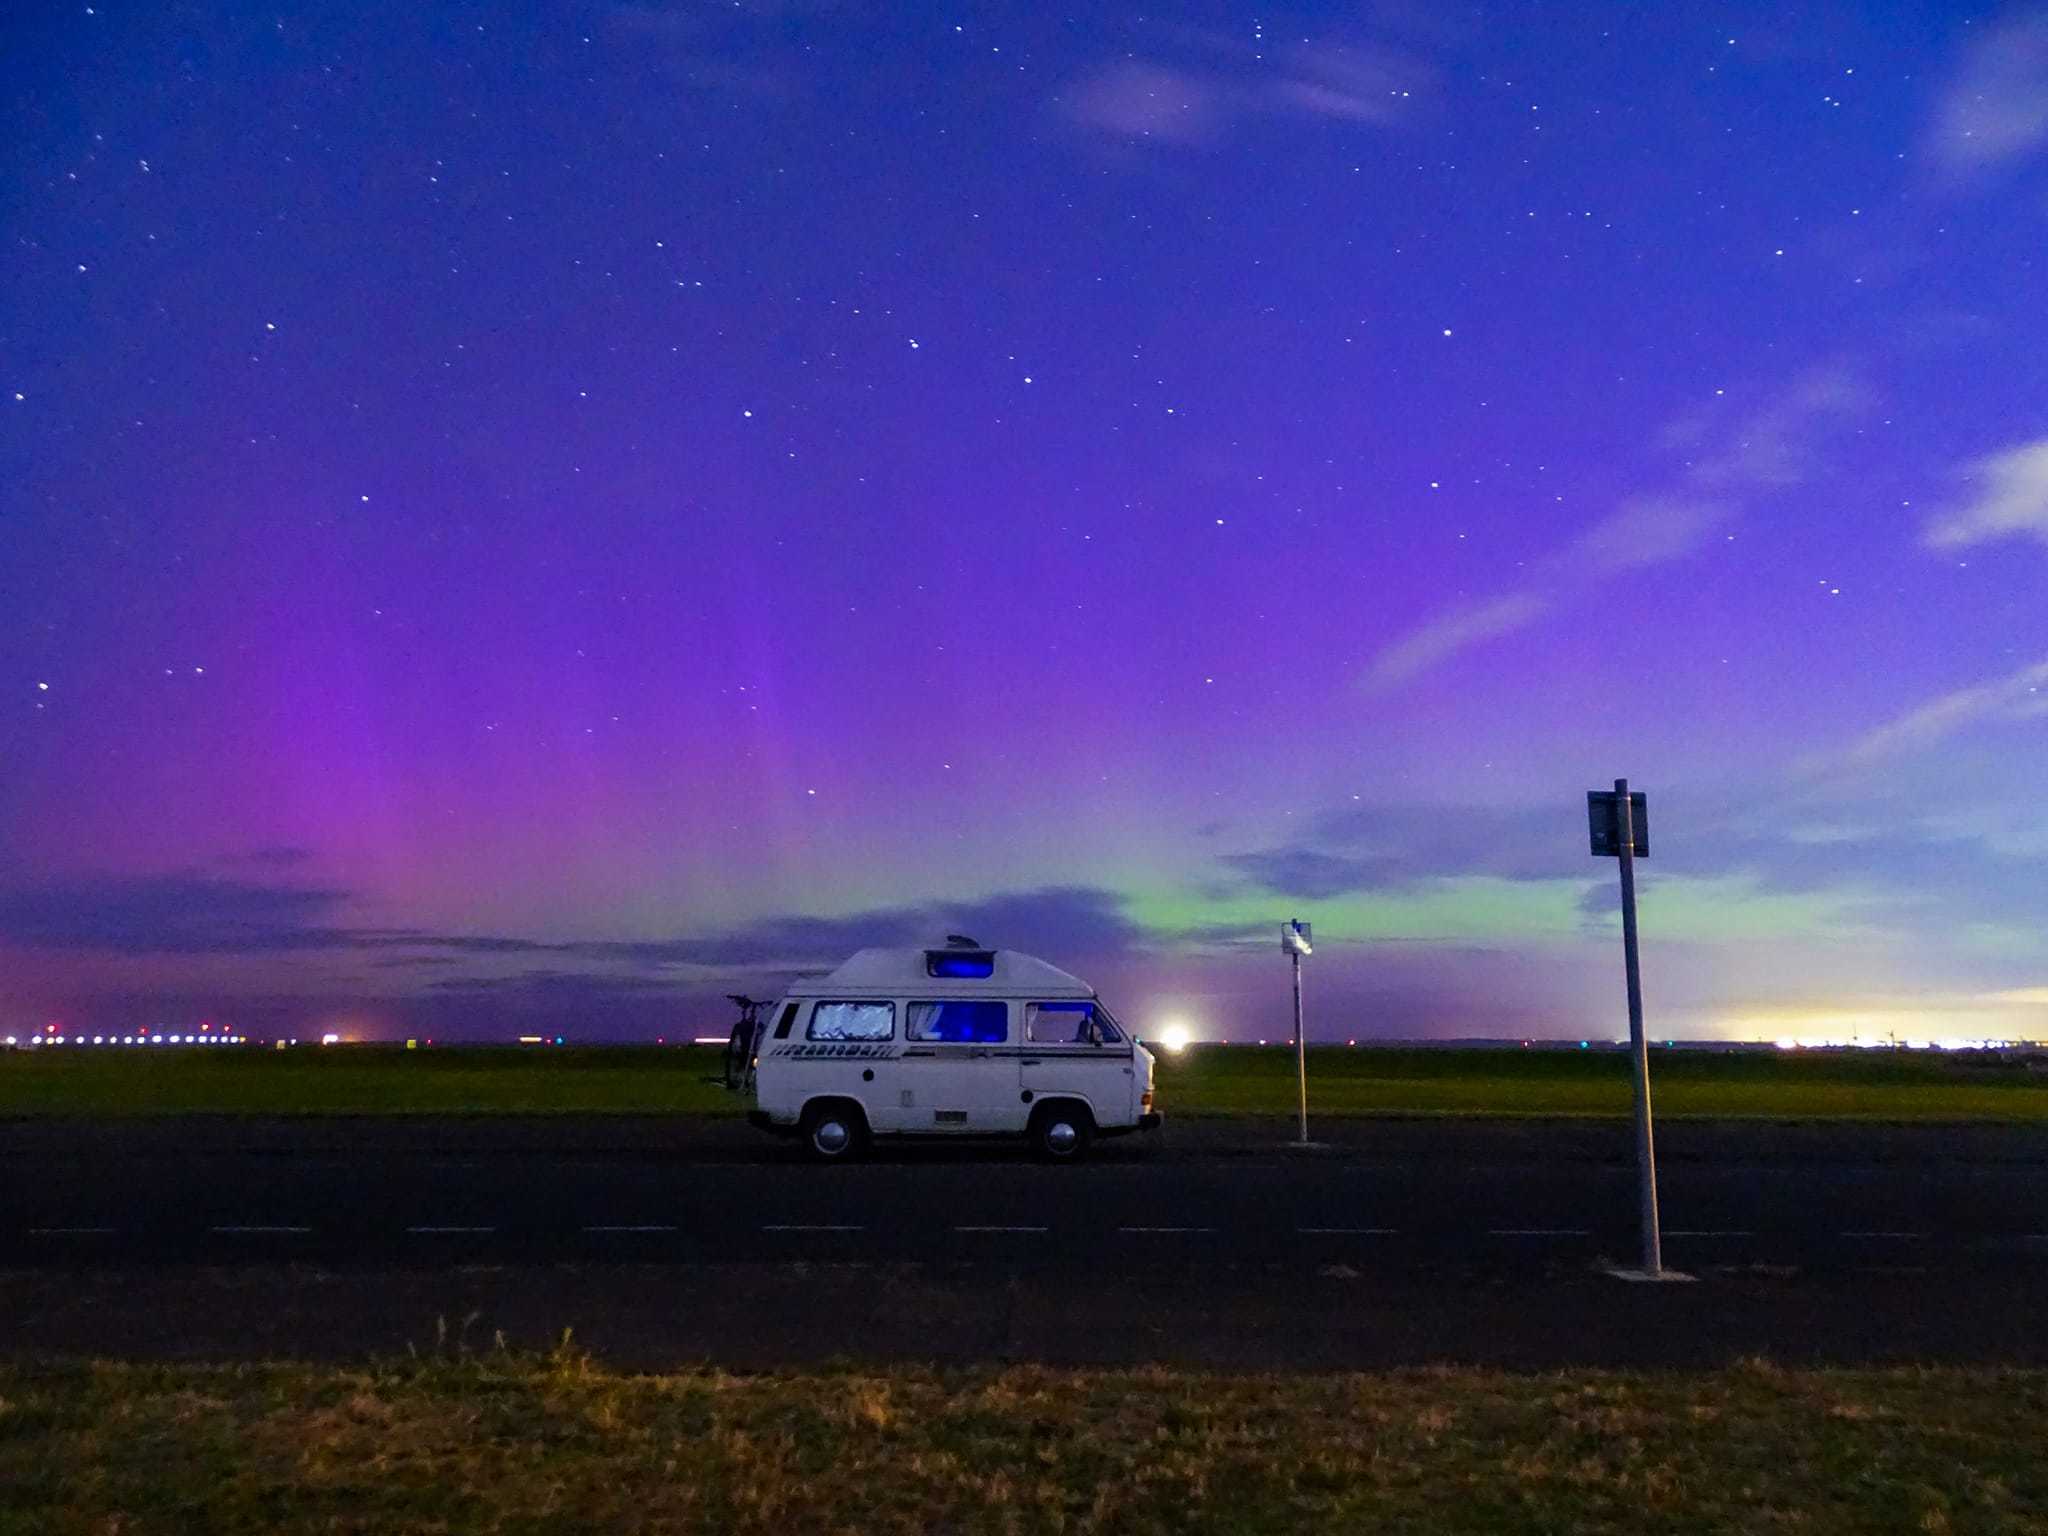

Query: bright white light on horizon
[320,1032,340,1045]
[1157,1022,1191,1053]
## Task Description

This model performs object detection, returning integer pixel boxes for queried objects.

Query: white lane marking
[407,1225,496,1234]
[953,1225,1049,1233]
[28,1226,116,1236]
[584,1224,678,1233]
[1842,1230,1927,1239]
[210,1224,312,1234]
[761,1224,863,1232]
[1667,1229,1754,1237]
[1298,1226,1397,1235]
[1118,1225,1217,1234]
[1489,1228,1591,1237]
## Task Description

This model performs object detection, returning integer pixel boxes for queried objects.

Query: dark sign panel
[1587,790,1649,858]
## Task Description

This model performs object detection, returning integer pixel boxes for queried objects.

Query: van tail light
[1141,1091,1154,1110]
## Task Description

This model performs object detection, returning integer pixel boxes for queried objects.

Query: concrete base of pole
[1282,1140,1333,1154]
[1602,1266,1695,1284]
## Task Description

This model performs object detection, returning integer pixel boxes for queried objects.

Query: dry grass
[2,1352,2045,1533]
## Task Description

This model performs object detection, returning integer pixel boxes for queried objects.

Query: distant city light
[1156,1022,1191,1053]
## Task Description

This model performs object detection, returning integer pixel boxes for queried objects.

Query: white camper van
[745,938,1161,1161]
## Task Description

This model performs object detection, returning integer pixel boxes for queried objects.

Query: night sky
[5,1,2047,1044]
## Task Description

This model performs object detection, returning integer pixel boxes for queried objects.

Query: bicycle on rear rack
[722,994,766,1092]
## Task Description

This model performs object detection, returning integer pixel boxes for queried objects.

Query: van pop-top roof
[783,940,1095,1000]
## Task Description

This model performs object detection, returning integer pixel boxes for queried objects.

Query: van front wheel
[1030,1104,1091,1163]
[800,1101,868,1163]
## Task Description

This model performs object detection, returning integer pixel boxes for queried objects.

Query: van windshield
[1025,1000,1121,1045]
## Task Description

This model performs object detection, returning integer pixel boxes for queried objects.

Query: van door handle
[1022,1058,1041,1066]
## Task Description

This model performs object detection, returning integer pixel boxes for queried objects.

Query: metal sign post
[1587,780,1682,1281]
[1282,920,1313,1145]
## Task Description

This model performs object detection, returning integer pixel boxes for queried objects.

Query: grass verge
[2,1043,2045,1119]
[2,1351,2044,1533]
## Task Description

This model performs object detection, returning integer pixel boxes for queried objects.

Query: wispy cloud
[1923,11,2048,185]
[607,2,806,100]
[1222,802,1568,898]
[1925,437,2048,549]
[1064,64,1220,145]
[1060,28,1429,148]
[1363,370,1865,690]
[1221,783,2048,951]
[1270,41,1416,125]
[226,846,317,870]
[1364,594,1550,690]
[0,874,1148,974]
[0,876,352,954]
[1562,495,1734,577]
[1838,657,2048,765]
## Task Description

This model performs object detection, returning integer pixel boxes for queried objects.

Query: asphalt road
[6,1115,2046,1369]
[5,1113,2046,1270]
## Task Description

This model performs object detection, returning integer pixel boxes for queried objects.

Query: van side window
[1025,1001,1101,1045]
[907,1000,1007,1044]
[771,1003,799,1040]
[806,1001,894,1042]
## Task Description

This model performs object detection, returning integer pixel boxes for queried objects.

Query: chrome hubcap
[813,1118,850,1154]
[1045,1120,1079,1153]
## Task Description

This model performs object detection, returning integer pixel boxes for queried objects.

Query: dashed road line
[583,1224,679,1234]
[1842,1231,1927,1240]
[953,1225,1050,1233]
[209,1224,312,1235]
[1666,1229,1754,1238]
[1118,1225,1217,1234]
[761,1223,863,1232]
[28,1226,116,1236]
[1297,1227,1398,1235]
[407,1225,496,1235]
[1489,1228,1591,1237]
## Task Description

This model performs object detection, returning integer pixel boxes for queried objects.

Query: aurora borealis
[4,1,2046,1042]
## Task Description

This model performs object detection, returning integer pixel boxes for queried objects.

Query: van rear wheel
[1029,1103,1091,1163]
[800,1101,868,1163]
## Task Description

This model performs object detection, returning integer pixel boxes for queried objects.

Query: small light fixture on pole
[1282,919,1313,1145]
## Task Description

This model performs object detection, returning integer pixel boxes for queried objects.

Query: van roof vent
[926,945,996,979]
[942,933,981,948]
